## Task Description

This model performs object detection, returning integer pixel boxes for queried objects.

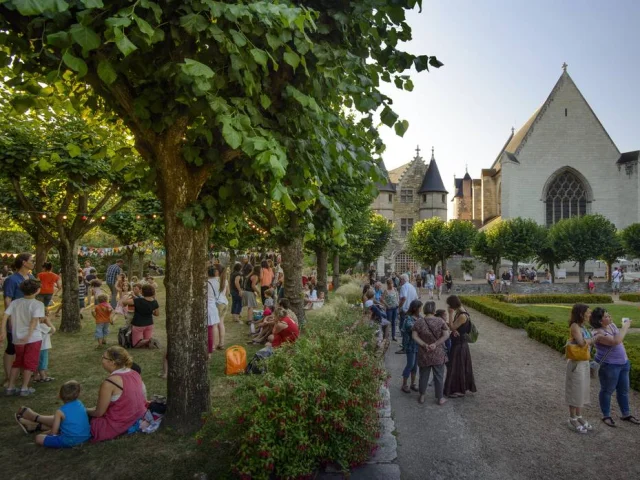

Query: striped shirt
[105,264,122,285]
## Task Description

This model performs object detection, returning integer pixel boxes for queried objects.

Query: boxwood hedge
[620,293,640,302]
[459,296,548,328]
[491,294,613,304]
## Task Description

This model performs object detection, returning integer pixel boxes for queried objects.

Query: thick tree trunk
[315,246,328,299]
[138,250,145,279]
[281,214,305,325]
[578,261,586,283]
[605,262,613,282]
[512,261,519,282]
[332,253,340,290]
[549,264,556,282]
[58,240,81,332]
[493,261,500,276]
[34,232,51,273]
[156,141,210,434]
[125,249,135,279]
[441,256,447,274]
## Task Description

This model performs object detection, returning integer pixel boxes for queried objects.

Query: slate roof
[376,161,396,192]
[418,156,448,194]
[453,178,463,198]
[617,151,640,165]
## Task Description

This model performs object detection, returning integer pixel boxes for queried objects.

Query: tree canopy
[408,218,476,271]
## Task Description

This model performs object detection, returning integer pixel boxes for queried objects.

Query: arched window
[394,251,419,276]
[545,170,589,226]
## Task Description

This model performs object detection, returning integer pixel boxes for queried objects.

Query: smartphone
[622,317,630,323]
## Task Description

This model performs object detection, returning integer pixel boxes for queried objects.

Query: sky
[378,0,640,216]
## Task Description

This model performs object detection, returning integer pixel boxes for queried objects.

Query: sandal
[602,416,617,428]
[401,385,411,394]
[42,377,55,382]
[621,415,640,425]
[438,398,447,406]
[576,417,593,431]
[568,418,588,434]
[15,414,30,434]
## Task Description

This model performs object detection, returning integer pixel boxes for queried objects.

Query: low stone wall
[445,281,640,296]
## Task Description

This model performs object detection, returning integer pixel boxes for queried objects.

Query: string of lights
[0,206,161,221]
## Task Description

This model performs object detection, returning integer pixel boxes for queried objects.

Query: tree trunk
[493,261,500,276]
[512,261,519,282]
[58,239,81,332]
[332,252,340,290]
[578,261,585,283]
[605,261,613,282]
[315,246,328,300]
[34,233,51,273]
[229,250,237,269]
[156,142,210,434]
[125,248,135,279]
[549,264,556,282]
[138,250,145,279]
[281,214,305,325]
[440,256,447,274]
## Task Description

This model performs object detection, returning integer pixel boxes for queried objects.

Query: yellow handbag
[565,342,590,361]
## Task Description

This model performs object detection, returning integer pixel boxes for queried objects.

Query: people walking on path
[382,278,399,342]
[396,274,418,355]
[444,295,476,398]
[400,300,421,394]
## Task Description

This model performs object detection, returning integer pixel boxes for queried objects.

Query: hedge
[620,293,640,302]
[459,296,549,328]
[525,321,640,391]
[491,294,613,304]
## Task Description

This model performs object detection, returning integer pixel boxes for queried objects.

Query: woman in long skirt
[444,295,477,397]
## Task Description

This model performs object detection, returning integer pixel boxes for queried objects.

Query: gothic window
[400,189,413,203]
[400,218,414,236]
[545,171,589,226]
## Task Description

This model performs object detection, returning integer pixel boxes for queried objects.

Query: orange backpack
[225,345,247,375]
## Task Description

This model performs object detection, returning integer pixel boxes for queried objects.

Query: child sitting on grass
[92,294,114,348]
[16,380,91,448]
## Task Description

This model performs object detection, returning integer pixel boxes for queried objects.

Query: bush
[334,282,364,305]
[339,274,357,286]
[620,293,640,302]
[501,294,613,304]
[525,321,640,391]
[459,295,549,328]
[197,297,386,479]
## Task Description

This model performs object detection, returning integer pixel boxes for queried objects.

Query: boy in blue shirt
[16,380,91,448]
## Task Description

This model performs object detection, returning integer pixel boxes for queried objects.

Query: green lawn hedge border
[525,321,640,391]
[459,296,549,328]
[489,294,613,304]
[620,293,640,302]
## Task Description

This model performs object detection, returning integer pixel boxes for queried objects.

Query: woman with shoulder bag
[444,295,477,398]
[381,278,399,342]
[565,304,597,433]
[590,307,640,427]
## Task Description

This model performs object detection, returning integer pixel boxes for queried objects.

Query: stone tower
[418,148,448,221]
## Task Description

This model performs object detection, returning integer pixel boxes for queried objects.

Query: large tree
[472,226,505,275]
[407,218,476,272]
[497,217,546,281]
[621,223,640,260]
[0,0,441,431]
[549,214,617,282]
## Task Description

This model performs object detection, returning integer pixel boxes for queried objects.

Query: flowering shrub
[197,298,387,479]
[333,282,363,305]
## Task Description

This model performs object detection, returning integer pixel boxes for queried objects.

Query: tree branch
[79,195,129,237]
[10,178,58,246]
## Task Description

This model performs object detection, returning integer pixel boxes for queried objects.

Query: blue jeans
[386,307,398,339]
[598,361,631,418]
[231,292,243,315]
[402,351,418,379]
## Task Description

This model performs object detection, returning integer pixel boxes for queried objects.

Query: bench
[556,269,567,279]
[593,270,606,278]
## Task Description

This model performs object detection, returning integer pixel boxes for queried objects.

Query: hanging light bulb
[101,215,106,220]
[152,214,157,219]
[136,215,141,220]
[41,214,47,219]
[62,215,67,220]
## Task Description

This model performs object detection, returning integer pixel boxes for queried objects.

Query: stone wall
[472,179,482,222]
[445,281,640,296]
[481,168,499,222]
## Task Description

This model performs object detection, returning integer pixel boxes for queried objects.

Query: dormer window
[400,189,413,203]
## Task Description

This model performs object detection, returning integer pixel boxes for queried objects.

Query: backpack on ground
[118,325,132,349]
[225,345,247,375]
[245,346,274,375]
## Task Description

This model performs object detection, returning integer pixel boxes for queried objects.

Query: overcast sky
[378,0,640,216]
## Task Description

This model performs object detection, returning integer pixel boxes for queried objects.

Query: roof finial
[465,163,468,173]
[431,146,435,160]
[511,126,515,135]
[415,145,421,158]
[562,62,568,72]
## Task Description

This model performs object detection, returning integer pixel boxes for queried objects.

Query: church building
[371,146,447,275]
[453,66,640,230]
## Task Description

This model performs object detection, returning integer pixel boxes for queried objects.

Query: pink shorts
[131,325,154,347]
[13,341,42,372]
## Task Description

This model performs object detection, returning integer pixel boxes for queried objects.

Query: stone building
[453,65,640,231]
[372,146,448,275]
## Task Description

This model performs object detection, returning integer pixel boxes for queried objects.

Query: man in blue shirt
[105,259,124,308]
[3,253,36,387]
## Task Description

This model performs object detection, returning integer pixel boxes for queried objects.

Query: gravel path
[385,297,640,480]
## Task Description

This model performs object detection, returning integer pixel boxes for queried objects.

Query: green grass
[0,280,261,480]
[518,304,640,328]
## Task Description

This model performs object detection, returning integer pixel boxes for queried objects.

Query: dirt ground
[386,297,640,480]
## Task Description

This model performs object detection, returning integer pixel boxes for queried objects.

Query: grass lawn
[0,279,260,480]
[518,304,640,328]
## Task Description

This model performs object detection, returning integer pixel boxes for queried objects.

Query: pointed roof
[617,151,640,165]
[418,148,448,194]
[376,161,396,192]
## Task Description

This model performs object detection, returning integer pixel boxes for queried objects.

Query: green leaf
[179,13,209,34]
[260,94,271,110]
[13,0,69,16]
[46,31,72,49]
[65,143,82,158]
[380,106,398,127]
[221,121,242,149]
[134,15,155,38]
[97,60,117,85]
[105,16,132,28]
[413,55,430,72]
[250,48,268,70]
[10,95,36,114]
[114,29,137,57]
[404,79,414,92]
[283,51,300,70]
[394,119,409,137]
[429,56,444,68]
[229,29,247,47]
[37,158,53,171]
[229,238,239,248]
[69,24,101,52]
[62,51,88,77]
[81,0,103,7]
[180,58,214,78]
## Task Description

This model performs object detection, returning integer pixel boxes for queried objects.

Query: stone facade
[373,148,448,276]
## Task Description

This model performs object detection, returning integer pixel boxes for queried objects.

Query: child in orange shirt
[91,294,114,348]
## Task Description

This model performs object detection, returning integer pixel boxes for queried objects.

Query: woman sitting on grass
[266,307,300,348]
[87,346,147,442]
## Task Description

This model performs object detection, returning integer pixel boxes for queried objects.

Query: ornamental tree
[407,218,476,272]
[0,0,441,432]
[496,217,546,281]
[472,226,505,275]
[621,223,640,259]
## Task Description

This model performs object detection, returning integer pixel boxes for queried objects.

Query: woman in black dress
[444,295,476,398]
[444,270,453,293]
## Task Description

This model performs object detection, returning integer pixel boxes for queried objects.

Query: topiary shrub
[503,294,613,304]
[197,297,387,479]
[620,293,640,302]
[334,282,364,305]
[459,295,549,328]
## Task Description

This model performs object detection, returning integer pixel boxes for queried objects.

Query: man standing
[612,267,623,295]
[106,259,124,308]
[395,273,417,354]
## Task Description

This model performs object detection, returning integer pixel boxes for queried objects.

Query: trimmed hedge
[620,293,640,302]
[491,294,613,304]
[525,321,640,391]
[459,296,549,328]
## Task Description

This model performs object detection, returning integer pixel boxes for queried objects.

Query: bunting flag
[77,241,165,257]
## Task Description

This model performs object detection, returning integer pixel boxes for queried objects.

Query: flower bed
[620,293,640,302]
[197,297,386,479]
[459,295,549,328]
